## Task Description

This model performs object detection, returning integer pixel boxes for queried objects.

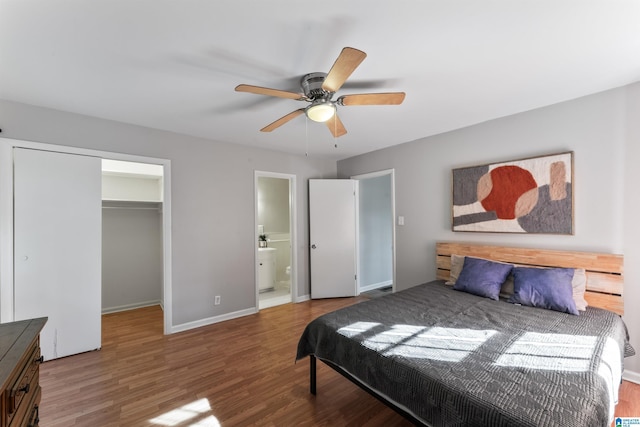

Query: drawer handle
[28,404,39,427]
[8,383,30,414]
[35,355,44,364]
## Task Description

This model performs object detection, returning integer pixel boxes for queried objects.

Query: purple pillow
[453,257,512,300]
[508,267,578,315]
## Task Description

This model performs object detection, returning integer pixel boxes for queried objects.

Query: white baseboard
[295,294,310,303]
[102,300,162,314]
[623,369,640,384]
[359,280,393,293]
[170,307,258,334]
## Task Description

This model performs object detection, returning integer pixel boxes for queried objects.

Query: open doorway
[352,169,396,295]
[101,160,164,315]
[255,171,297,310]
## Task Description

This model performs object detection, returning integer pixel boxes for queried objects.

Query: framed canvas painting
[452,152,573,234]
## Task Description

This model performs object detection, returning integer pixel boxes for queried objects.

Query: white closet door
[14,148,102,360]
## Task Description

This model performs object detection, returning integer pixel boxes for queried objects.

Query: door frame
[351,169,396,293]
[0,137,173,334]
[254,171,297,308]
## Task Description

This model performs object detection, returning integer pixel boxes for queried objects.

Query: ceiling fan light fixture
[236,47,404,137]
[305,101,336,123]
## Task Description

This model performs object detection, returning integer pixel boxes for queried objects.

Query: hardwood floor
[614,381,640,423]
[39,299,639,426]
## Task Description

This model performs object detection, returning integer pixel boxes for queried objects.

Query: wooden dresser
[0,318,46,427]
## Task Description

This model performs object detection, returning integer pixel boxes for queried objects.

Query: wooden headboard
[436,242,624,315]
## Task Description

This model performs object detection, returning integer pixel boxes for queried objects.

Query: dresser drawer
[6,386,40,427]
[26,392,40,427]
[5,341,41,427]
[21,387,40,427]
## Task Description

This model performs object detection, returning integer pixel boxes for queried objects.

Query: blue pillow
[453,257,512,300]
[508,267,578,315]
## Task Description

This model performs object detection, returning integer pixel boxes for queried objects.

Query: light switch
[398,216,405,226]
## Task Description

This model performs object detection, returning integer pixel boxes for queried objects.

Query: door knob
[311,244,317,249]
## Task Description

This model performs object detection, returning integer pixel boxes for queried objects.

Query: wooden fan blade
[235,84,306,100]
[325,113,347,138]
[260,109,305,132]
[338,92,406,106]
[322,47,367,93]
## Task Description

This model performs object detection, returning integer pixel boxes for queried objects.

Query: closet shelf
[102,200,162,210]
[102,198,162,203]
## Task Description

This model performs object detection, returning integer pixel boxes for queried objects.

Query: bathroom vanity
[258,247,276,292]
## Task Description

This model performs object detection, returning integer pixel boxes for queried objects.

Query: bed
[296,242,635,426]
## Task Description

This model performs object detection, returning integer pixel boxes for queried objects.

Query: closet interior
[101,159,164,314]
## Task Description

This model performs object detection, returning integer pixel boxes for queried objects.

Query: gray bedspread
[296,280,635,427]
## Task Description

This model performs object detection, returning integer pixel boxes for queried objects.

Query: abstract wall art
[452,152,573,234]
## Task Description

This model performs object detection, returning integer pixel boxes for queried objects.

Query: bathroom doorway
[255,171,297,310]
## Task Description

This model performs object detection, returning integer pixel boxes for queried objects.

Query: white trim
[354,180,360,293]
[623,369,640,384]
[0,142,14,323]
[351,168,397,293]
[295,294,310,303]
[161,163,173,334]
[171,307,258,333]
[102,300,162,315]
[359,280,393,293]
[0,137,173,335]
[254,171,298,311]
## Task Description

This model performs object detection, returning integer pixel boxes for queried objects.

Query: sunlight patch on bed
[495,332,597,371]
[360,325,497,362]
[337,321,381,338]
[149,398,220,426]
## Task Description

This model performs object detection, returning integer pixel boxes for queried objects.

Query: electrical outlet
[214,295,221,305]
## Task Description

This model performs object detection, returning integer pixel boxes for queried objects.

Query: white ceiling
[2,1,640,160]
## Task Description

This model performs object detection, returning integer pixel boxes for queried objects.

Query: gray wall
[0,99,337,327]
[102,201,163,312]
[358,174,393,288]
[338,83,640,376]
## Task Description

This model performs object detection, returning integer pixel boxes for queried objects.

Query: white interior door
[309,179,357,298]
[14,148,102,360]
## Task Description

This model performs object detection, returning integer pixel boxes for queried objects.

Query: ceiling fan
[235,47,405,137]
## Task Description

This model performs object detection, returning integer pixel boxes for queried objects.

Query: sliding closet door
[14,148,102,360]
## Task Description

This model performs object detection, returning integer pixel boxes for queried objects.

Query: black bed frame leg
[310,355,317,395]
